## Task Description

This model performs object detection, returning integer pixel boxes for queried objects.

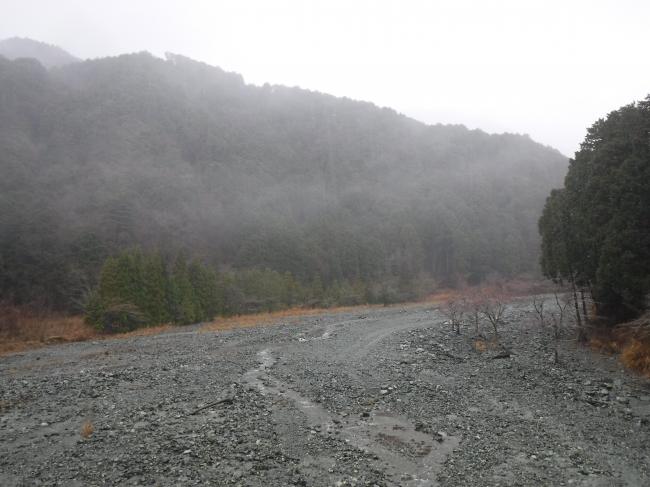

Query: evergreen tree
[540,96,650,321]
[188,259,220,321]
[141,251,171,324]
[89,250,148,331]
[169,254,199,325]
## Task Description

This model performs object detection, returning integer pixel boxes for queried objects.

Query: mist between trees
[0,51,569,322]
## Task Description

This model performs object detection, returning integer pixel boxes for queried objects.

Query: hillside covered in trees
[539,96,650,322]
[0,45,568,317]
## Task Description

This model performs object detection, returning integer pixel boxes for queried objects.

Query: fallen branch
[188,396,234,416]
[491,350,511,359]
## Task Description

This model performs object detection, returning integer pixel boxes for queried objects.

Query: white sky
[2,0,649,156]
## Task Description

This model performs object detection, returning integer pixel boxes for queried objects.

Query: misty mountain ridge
[0,37,80,68]
[0,43,568,310]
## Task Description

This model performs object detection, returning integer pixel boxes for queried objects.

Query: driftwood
[188,396,234,416]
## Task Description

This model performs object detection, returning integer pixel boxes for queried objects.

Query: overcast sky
[2,0,649,156]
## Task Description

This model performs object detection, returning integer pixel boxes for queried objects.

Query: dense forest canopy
[0,45,568,314]
[539,96,650,321]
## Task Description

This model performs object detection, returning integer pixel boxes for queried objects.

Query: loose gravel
[1,297,649,486]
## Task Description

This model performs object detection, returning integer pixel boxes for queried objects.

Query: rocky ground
[1,296,649,486]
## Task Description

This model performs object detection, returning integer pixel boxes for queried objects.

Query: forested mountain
[0,37,80,68]
[539,96,650,321]
[0,47,568,312]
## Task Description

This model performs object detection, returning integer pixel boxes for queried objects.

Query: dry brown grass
[0,304,181,356]
[80,420,94,438]
[589,313,650,378]
[472,337,504,352]
[0,280,561,357]
[111,324,175,339]
[0,305,98,355]
[620,340,650,377]
[201,304,376,333]
[0,302,379,356]
[473,339,488,352]
[419,279,551,306]
[589,336,623,355]
[420,289,462,304]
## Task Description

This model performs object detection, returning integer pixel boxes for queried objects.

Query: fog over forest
[0,38,568,315]
[1,11,649,485]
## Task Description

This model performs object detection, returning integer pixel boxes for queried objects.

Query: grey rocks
[1,299,649,486]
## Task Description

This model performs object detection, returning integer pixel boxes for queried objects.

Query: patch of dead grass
[419,279,552,306]
[0,303,378,356]
[589,336,622,355]
[201,305,374,332]
[111,324,175,339]
[589,313,650,378]
[620,339,650,377]
[0,304,182,356]
[473,339,488,352]
[81,420,94,438]
[0,306,97,355]
[420,289,462,304]
[0,279,562,357]
[472,337,503,352]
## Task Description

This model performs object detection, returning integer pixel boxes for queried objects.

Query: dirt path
[1,298,649,486]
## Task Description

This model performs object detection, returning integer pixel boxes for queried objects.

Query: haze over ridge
[0,48,568,310]
[2,0,649,156]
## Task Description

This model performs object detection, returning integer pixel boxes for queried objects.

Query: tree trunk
[571,278,585,341]
[580,289,588,320]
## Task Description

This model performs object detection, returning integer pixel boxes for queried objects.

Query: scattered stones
[1,299,648,486]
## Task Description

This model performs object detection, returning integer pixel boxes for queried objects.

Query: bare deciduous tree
[464,292,484,336]
[480,294,507,338]
[532,292,571,364]
[550,292,570,339]
[442,299,464,334]
[532,295,547,327]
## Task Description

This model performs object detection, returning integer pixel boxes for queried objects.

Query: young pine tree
[169,254,199,325]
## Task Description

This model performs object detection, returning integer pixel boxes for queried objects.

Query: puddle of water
[244,349,460,486]
[353,412,459,486]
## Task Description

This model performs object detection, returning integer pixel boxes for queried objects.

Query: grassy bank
[590,313,650,378]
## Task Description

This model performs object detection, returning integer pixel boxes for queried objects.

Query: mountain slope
[0,37,80,68]
[0,50,567,309]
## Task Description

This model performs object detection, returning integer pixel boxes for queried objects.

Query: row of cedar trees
[85,250,216,332]
[85,248,405,332]
[538,95,650,324]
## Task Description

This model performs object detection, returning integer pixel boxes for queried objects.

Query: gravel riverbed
[1,297,649,486]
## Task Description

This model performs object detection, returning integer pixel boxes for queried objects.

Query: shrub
[621,339,650,377]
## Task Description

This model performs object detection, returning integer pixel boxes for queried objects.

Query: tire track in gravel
[243,308,459,486]
[244,348,459,486]
[3,299,648,486]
